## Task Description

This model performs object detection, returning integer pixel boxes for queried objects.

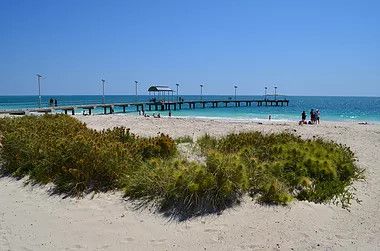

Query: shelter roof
[148,86,173,92]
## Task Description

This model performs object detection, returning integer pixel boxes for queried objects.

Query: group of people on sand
[138,110,164,118]
[138,110,151,117]
[300,109,320,125]
[138,110,174,118]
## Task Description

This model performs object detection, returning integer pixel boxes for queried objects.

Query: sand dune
[1,115,379,250]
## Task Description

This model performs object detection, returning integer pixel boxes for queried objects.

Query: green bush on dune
[199,132,363,206]
[0,115,175,195]
[0,115,363,216]
[123,152,248,215]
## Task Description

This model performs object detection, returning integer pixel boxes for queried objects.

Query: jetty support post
[82,107,93,115]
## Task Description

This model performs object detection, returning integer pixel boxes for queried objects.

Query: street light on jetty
[176,83,179,102]
[135,81,139,102]
[234,85,238,101]
[101,79,106,104]
[36,74,42,108]
[200,84,204,101]
[265,86,268,100]
[274,86,278,100]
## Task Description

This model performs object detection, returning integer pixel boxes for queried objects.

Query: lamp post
[101,79,106,104]
[36,74,42,108]
[274,86,278,100]
[265,86,268,100]
[135,81,138,102]
[200,84,204,101]
[176,83,179,102]
[234,85,238,101]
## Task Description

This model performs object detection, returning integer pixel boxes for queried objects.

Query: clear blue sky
[0,0,379,96]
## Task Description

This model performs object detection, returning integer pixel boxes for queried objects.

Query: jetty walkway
[0,99,289,115]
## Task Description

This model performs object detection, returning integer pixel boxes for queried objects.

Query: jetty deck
[0,99,289,115]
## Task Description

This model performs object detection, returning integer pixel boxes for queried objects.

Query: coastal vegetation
[0,115,363,217]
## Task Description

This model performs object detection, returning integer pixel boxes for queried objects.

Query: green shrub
[137,134,177,159]
[0,115,363,217]
[197,132,362,206]
[0,115,176,195]
[124,152,248,216]
[175,135,194,144]
[258,179,293,205]
[197,133,217,154]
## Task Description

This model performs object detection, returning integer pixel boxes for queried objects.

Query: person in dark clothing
[299,111,307,125]
[54,99,58,107]
[315,109,320,124]
[49,98,54,107]
[310,109,315,124]
[302,111,307,122]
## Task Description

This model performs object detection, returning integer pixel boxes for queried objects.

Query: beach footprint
[149,239,167,245]
[204,228,219,233]
[119,237,135,245]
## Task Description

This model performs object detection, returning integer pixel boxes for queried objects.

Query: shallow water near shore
[1,95,379,122]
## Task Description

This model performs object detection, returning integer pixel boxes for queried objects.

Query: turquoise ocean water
[0,95,379,123]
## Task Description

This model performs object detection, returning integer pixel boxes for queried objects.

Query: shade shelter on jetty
[148,85,175,102]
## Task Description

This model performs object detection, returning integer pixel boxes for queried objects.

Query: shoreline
[3,111,379,125]
[149,114,380,125]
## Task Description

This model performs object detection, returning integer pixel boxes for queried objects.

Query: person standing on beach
[301,111,307,123]
[316,109,320,124]
[310,109,315,124]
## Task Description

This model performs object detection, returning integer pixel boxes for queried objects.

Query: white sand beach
[1,115,379,250]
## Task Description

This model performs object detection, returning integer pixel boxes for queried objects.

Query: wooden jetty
[0,99,289,115]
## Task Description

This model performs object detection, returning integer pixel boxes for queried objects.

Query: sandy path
[0,115,379,250]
